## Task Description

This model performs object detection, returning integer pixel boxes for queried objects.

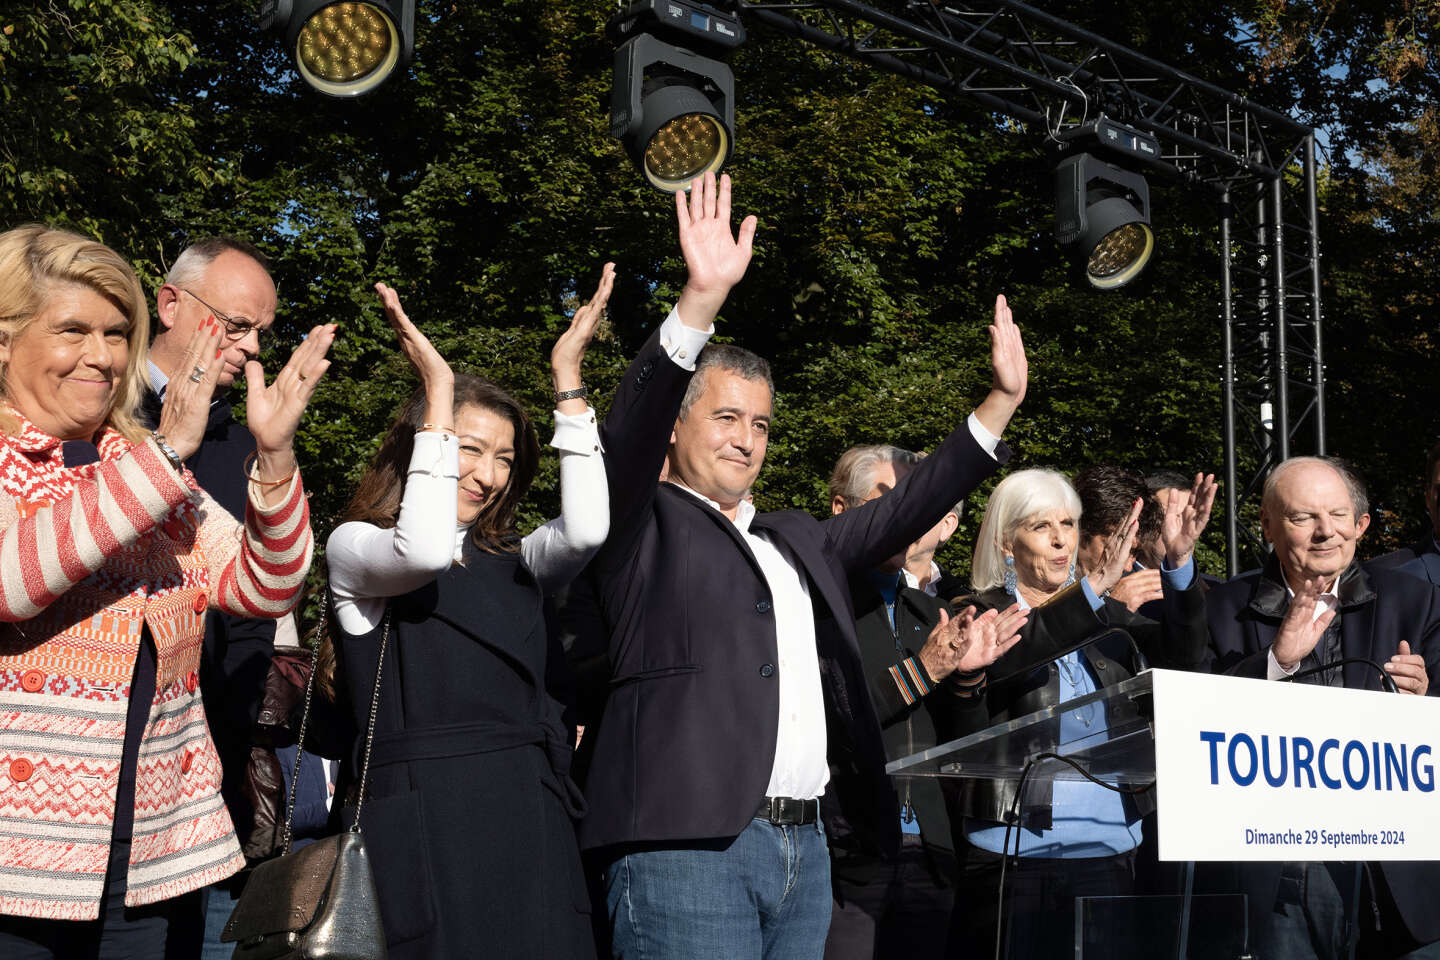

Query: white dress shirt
[667,482,832,800]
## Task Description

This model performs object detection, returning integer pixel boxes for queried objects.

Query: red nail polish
[215,348,222,359]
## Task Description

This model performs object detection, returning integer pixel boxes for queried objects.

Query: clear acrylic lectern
[886,670,1251,959]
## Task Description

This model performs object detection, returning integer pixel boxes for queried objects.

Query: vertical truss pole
[1220,191,1240,577]
[1270,175,1291,463]
[1305,134,1327,454]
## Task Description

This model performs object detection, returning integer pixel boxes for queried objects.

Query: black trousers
[824,835,955,960]
[949,844,1135,960]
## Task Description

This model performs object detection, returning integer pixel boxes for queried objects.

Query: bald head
[1260,457,1370,586]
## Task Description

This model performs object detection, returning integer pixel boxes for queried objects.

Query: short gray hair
[1262,456,1369,519]
[678,343,774,420]
[165,236,271,291]
[829,444,922,507]
[971,468,1083,592]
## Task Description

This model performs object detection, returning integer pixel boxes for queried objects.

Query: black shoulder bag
[221,605,392,960]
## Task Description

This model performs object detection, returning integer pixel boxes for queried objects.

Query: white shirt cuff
[966,413,1002,461]
[1267,648,1301,680]
[551,405,602,455]
[658,306,714,371]
[408,431,459,479]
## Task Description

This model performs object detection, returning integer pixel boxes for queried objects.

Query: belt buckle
[769,796,785,823]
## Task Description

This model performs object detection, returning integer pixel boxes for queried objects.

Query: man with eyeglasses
[1368,440,1440,586]
[141,237,285,958]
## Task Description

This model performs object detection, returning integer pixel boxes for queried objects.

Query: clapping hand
[674,171,758,330]
[1107,568,1164,613]
[919,603,1027,682]
[242,323,336,504]
[155,316,227,461]
[551,263,614,413]
[375,282,452,428]
[1085,498,1143,599]
[1385,641,1429,696]
[1271,577,1335,672]
[1161,472,1218,568]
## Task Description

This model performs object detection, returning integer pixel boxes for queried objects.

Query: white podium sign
[1152,668,1440,861]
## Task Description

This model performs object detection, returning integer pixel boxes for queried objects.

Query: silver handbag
[221,608,392,960]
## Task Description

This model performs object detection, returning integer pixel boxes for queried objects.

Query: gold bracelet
[419,423,455,435]
[243,451,298,488]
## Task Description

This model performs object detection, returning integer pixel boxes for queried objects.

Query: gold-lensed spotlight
[261,0,413,98]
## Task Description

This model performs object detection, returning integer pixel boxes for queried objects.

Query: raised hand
[973,294,1028,438]
[1161,472,1218,568]
[674,171,758,330]
[376,282,451,394]
[1384,640,1429,696]
[1085,498,1143,599]
[1107,568,1164,613]
[551,263,614,413]
[956,602,1028,673]
[155,314,227,460]
[1271,577,1336,671]
[244,323,336,499]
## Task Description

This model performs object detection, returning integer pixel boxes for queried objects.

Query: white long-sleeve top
[327,406,608,634]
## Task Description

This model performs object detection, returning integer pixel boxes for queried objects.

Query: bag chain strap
[280,600,392,854]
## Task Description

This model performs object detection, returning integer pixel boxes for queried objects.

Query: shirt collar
[147,360,169,396]
[1252,552,1375,618]
[667,479,756,532]
[900,560,942,593]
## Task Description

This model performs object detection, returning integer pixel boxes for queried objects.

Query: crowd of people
[0,172,1436,960]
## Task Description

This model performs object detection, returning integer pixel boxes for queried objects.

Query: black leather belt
[756,796,819,825]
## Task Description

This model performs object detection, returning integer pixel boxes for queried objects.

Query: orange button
[185,672,198,694]
[180,752,194,774]
[9,758,33,782]
[19,670,45,693]
[192,592,208,614]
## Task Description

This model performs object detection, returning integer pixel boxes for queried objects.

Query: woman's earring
[1067,562,1077,586]
[1004,555,1017,594]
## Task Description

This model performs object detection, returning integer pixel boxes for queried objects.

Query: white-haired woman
[946,467,1213,960]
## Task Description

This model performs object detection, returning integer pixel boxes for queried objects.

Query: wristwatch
[554,385,589,404]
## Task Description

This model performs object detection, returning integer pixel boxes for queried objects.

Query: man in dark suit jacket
[1205,456,1440,958]
[582,173,1027,960]
[140,237,282,954]
[820,444,1022,960]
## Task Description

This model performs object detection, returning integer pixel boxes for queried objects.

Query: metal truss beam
[726,0,1326,573]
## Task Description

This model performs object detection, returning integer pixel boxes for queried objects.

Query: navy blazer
[1204,557,1440,944]
[580,326,1008,856]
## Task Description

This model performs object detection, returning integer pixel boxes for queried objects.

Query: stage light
[610,2,744,193]
[260,0,414,98]
[1054,152,1155,290]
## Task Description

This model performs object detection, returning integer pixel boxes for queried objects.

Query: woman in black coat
[322,273,614,959]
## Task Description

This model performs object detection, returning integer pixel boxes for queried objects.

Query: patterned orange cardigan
[0,412,314,921]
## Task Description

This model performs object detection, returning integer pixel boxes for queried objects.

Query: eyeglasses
[179,288,268,345]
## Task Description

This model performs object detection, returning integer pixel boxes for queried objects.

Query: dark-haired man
[583,173,1027,959]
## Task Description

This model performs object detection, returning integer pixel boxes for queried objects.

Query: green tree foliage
[2,0,1431,584]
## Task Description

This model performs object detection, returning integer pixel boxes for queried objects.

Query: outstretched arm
[526,265,616,589]
[822,295,1026,574]
[596,172,758,572]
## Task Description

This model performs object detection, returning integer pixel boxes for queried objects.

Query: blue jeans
[198,883,239,960]
[604,817,831,960]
